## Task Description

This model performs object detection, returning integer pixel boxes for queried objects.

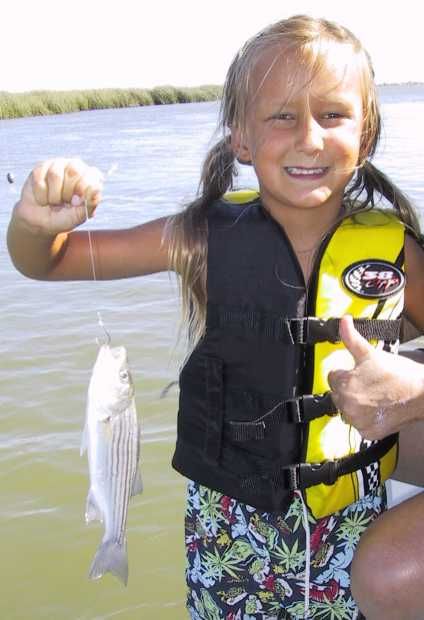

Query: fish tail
[88,539,128,586]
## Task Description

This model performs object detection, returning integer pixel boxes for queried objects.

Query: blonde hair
[167,14,420,349]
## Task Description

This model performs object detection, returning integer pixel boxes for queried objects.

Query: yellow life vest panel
[305,209,404,516]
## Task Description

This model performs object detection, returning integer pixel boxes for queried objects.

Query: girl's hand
[16,158,103,236]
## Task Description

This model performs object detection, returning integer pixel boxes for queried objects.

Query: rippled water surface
[0,86,423,619]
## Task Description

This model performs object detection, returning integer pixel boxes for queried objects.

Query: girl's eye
[323,112,343,120]
[274,113,295,120]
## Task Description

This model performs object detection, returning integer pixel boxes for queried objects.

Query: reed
[0,85,222,120]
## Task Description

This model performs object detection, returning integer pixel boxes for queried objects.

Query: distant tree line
[0,85,223,119]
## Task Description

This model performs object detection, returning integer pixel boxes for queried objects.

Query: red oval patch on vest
[342,260,405,299]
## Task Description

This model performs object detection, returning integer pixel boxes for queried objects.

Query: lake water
[1,86,424,620]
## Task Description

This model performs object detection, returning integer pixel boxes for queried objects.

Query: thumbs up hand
[328,316,424,440]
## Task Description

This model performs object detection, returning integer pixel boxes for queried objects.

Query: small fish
[81,344,142,585]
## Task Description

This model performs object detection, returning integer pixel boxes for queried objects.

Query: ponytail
[166,136,236,349]
[345,160,421,236]
[199,136,237,204]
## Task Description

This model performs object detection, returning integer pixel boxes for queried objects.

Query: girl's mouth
[284,166,329,179]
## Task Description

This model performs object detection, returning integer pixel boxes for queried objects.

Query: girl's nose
[295,116,324,154]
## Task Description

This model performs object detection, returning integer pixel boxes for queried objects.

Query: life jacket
[172,191,405,518]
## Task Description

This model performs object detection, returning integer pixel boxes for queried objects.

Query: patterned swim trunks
[185,481,386,619]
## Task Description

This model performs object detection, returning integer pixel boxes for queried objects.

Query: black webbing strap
[226,392,337,441]
[207,304,288,340]
[288,317,401,344]
[207,304,401,344]
[241,434,397,491]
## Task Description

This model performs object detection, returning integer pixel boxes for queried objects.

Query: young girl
[8,14,424,620]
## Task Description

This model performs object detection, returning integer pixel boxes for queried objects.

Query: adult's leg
[351,493,424,620]
[392,419,424,486]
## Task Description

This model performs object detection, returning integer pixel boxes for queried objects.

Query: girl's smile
[284,166,330,180]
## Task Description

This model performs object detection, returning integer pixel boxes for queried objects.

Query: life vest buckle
[306,318,340,343]
[287,459,340,489]
[314,460,339,486]
[287,392,338,423]
[288,318,340,344]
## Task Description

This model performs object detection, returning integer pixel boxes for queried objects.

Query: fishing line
[84,197,110,346]
[84,200,98,281]
[82,161,119,345]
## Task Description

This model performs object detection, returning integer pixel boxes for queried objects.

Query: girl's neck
[263,197,344,248]
[262,197,345,282]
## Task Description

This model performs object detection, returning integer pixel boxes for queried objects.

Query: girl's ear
[231,128,252,165]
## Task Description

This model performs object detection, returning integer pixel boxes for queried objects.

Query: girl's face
[232,45,364,220]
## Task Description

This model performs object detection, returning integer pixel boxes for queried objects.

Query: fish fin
[136,424,142,463]
[85,489,102,523]
[88,540,128,586]
[131,467,143,496]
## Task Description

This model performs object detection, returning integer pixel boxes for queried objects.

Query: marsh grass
[0,85,222,119]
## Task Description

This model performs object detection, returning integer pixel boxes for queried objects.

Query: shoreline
[0,85,222,120]
[0,82,422,121]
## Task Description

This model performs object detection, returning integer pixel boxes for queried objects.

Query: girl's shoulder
[208,189,262,226]
[344,207,404,229]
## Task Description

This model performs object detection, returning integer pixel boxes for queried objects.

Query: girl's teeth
[286,167,326,175]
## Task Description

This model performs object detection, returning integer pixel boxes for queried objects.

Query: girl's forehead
[249,42,362,102]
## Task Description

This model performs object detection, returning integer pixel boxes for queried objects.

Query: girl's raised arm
[7,158,171,281]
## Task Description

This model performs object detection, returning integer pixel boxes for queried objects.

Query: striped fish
[81,344,142,585]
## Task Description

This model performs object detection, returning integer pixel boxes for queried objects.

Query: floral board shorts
[185,480,386,620]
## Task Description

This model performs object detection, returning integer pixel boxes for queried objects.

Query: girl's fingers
[85,166,104,204]
[31,160,53,206]
[46,159,68,205]
[72,168,103,216]
[28,159,103,212]
[62,158,88,203]
[86,189,101,216]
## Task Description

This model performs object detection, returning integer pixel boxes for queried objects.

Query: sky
[1,0,423,93]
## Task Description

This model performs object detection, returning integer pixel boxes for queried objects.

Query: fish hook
[96,311,111,347]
